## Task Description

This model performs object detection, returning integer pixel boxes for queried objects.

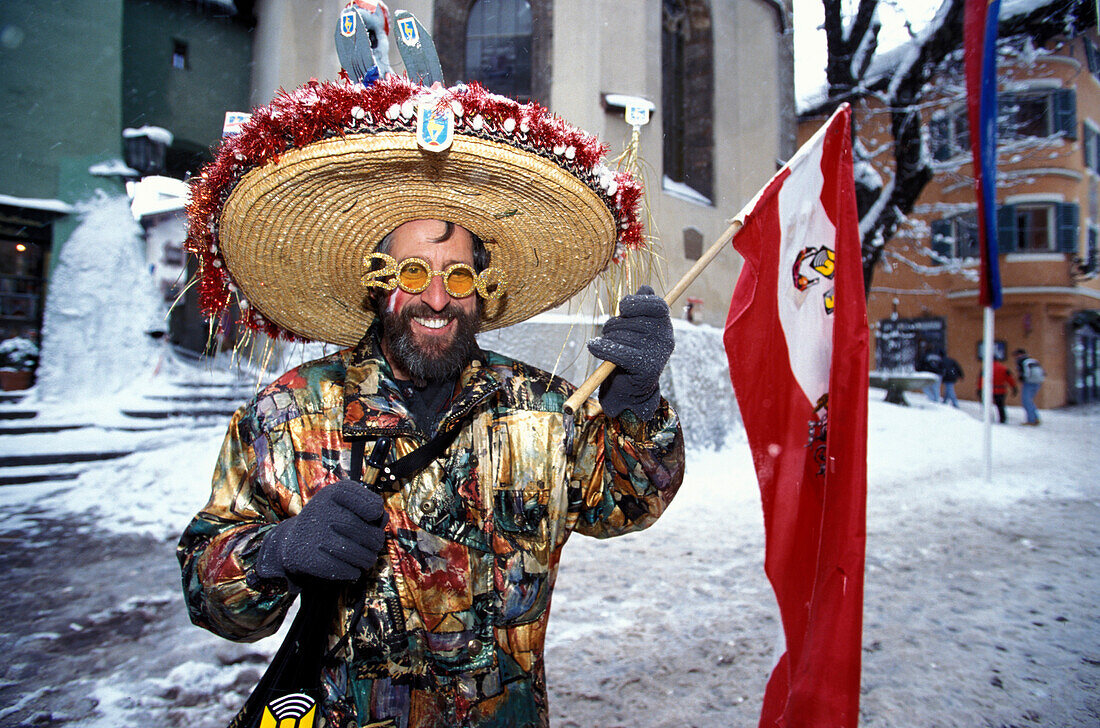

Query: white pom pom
[503,118,516,133]
[386,104,400,120]
[400,100,414,119]
[351,106,366,120]
[607,181,618,196]
[553,145,566,156]
[519,120,530,133]
[212,259,222,269]
[565,146,576,160]
[450,100,464,117]
[471,115,484,131]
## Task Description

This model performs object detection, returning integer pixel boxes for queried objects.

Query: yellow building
[801,8,1100,409]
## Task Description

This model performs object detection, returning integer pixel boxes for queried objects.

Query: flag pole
[563,218,744,415]
[981,307,994,481]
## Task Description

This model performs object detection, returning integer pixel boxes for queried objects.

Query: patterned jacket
[177,330,685,728]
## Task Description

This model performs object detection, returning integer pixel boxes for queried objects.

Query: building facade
[0,0,254,359]
[800,5,1100,409]
[247,0,796,328]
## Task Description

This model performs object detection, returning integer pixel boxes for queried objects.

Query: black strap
[350,439,366,481]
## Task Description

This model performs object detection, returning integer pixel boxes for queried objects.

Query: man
[977,357,1018,424]
[1014,348,1045,425]
[940,353,964,408]
[916,346,944,403]
[177,77,684,728]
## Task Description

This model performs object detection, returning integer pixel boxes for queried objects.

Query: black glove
[255,480,388,585]
[586,285,674,420]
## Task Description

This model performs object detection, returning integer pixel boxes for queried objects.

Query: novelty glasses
[361,252,506,300]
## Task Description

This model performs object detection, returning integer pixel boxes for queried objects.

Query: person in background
[1014,348,1045,426]
[940,354,964,408]
[977,357,1018,424]
[916,345,944,403]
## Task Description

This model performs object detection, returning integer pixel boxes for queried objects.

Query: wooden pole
[563,218,744,415]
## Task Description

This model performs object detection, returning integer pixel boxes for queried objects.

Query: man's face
[377,219,481,382]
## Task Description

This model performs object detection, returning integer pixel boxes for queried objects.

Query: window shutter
[997,204,1017,253]
[930,219,952,262]
[1054,89,1077,139]
[930,117,951,161]
[1084,126,1096,169]
[1057,202,1080,253]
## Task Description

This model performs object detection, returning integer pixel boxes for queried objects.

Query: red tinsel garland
[186,76,646,342]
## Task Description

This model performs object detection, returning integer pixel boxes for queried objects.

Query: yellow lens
[398,260,430,292]
[445,266,476,297]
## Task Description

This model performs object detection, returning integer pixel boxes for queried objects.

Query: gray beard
[380,301,480,384]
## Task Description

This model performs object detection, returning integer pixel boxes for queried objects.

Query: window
[996,201,1079,253]
[1085,124,1100,174]
[1086,37,1100,81]
[931,212,981,262]
[1014,205,1055,251]
[172,39,188,70]
[931,89,1077,160]
[1000,89,1076,142]
[465,0,532,101]
[661,0,714,202]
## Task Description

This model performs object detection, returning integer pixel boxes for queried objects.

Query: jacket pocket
[491,484,551,626]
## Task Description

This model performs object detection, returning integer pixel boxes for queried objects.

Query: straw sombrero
[187,76,645,347]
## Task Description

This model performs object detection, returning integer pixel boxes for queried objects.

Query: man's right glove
[255,480,388,585]
[586,285,675,420]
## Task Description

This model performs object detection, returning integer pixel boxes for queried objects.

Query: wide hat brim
[188,78,645,346]
[221,133,615,346]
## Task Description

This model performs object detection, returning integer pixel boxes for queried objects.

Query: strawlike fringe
[596,126,666,316]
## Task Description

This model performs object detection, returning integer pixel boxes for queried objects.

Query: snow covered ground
[0,383,1097,727]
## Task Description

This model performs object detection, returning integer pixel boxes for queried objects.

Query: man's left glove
[586,285,674,420]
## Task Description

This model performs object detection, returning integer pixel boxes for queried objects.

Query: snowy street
[0,378,1097,727]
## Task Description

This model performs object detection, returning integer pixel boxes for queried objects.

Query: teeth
[414,317,450,329]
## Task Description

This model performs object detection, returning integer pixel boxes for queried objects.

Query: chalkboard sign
[875,317,945,372]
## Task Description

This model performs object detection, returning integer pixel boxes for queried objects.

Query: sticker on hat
[416,104,454,151]
[398,15,419,45]
[339,8,356,37]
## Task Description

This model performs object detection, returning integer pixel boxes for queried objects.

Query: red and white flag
[723,104,869,727]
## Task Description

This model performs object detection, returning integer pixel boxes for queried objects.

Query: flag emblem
[398,16,419,46]
[416,105,454,151]
[259,693,317,728]
[340,8,357,37]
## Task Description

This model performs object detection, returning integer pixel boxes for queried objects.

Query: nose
[420,272,451,311]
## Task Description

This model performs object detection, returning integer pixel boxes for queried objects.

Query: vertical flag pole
[982,307,994,481]
[965,0,1003,483]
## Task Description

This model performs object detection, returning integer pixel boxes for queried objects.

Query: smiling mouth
[413,316,453,331]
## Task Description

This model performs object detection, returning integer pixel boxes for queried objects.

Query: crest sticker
[398,16,419,46]
[340,8,357,37]
[222,111,251,138]
[416,104,454,152]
